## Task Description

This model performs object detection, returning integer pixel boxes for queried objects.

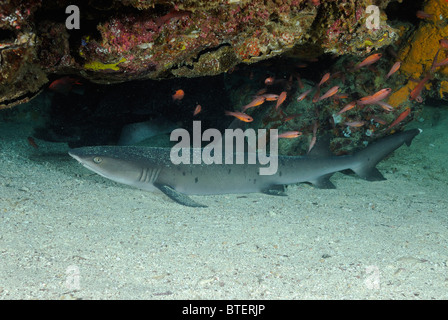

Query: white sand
[1,107,447,300]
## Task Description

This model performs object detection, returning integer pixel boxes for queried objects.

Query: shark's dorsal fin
[307,135,333,158]
[155,184,207,208]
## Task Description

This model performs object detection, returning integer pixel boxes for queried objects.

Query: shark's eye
[93,156,103,164]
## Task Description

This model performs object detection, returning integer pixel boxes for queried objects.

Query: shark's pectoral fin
[262,184,287,196]
[154,184,207,208]
[310,173,336,189]
[352,166,386,181]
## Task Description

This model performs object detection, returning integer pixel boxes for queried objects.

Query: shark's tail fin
[350,129,421,181]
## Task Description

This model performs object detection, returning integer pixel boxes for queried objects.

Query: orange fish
[282,113,301,122]
[344,121,366,127]
[275,91,287,110]
[336,101,357,115]
[307,121,318,154]
[260,94,279,101]
[433,57,448,68]
[386,61,401,79]
[410,74,431,101]
[335,93,349,99]
[354,53,382,70]
[370,116,387,125]
[193,104,201,116]
[295,73,304,89]
[376,101,394,112]
[278,131,302,139]
[387,108,411,130]
[430,49,441,72]
[416,11,433,20]
[318,72,330,87]
[155,9,191,28]
[225,111,253,122]
[297,89,312,102]
[264,76,275,85]
[255,88,267,95]
[27,136,38,149]
[48,76,81,94]
[439,39,448,49]
[317,86,339,102]
[357,88,392,105]
[172,89,185,101]
[312,87,321,103]
[242,96,265,112]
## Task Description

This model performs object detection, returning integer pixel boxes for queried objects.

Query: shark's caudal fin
[350,129,421,181]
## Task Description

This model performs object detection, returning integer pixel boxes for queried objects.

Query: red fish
[242,96,265,112]
[260,94,279,101]
[255,88,267,95]
[386,61,401,79]
[355,53,382,70]
[370,116,387,125]
[376,101,394,112]
[297,89,312,102]
[312,88,321,103]
[433,57,448,68]
[264,76,275,85]
[416,11,433,20]
[440,39,448,49]
[48,76,81,94]
[335,93,349,99]
[344,121,366,127]
[155,9,191,28]
[172,89,185,101]
[307,121,318,154]
[387,108,411,130]
[357,88,392,105]
[431,49,441,72]
[318,72,330,87]
[410,74,431,101]
[27,137,38,149]
[225,111,253,122]
[275,91,287,110]
[317,86,339,102]
[282,113,301,122]
[336,101,357,115]
[296,73,304,89]
[193,104,201,116]
[278,131,302,139]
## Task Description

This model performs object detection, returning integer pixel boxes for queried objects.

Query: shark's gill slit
[138,168,148,183]
[149,168,160,183]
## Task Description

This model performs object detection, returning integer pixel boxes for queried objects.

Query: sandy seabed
[0,105,447,300]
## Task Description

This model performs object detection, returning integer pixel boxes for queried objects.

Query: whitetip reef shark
[68,129,421,207]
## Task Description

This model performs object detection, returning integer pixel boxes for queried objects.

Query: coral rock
[1,0,401,108]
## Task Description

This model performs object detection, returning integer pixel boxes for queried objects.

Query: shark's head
[68,146,145,185]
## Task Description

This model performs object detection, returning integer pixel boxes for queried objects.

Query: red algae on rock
[1,0,402,108]
[0,0,47,109]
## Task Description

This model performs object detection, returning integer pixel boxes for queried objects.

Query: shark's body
[68,129,420,207]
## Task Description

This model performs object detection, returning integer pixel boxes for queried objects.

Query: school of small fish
[219,30,448,154]
[96,10,444,156]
